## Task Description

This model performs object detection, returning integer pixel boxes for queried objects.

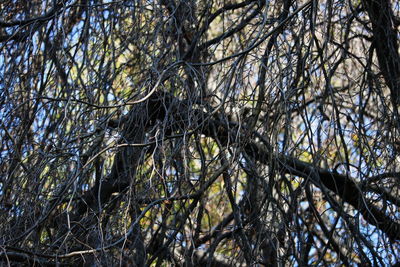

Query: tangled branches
[1,0,400,265]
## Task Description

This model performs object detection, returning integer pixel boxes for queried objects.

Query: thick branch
[363,0,400,108]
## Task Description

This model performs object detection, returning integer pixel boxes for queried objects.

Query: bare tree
[1,0,400,266]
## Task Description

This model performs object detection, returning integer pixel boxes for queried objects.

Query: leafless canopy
[1,0,400,266]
